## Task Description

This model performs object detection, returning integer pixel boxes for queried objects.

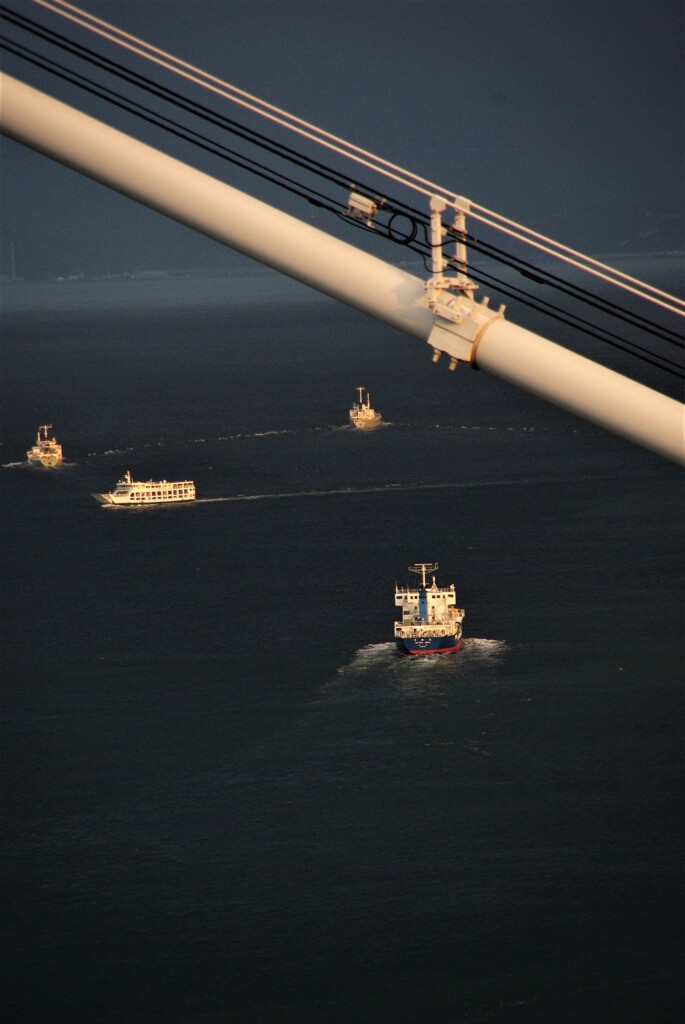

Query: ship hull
[27,454,62,467]
[27,427,63,467]
[395,635,464,655]
[92,493,194,506]
[350,418,382,430]
[350,413,382,430]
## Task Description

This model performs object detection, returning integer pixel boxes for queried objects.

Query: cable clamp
[346,191,384,227]
[428,297,505,370]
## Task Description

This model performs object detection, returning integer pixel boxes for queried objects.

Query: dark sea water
[1,267,683,1023]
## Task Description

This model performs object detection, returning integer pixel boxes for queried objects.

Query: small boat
[349,386,382,430]
[394,562,465,654]
[26,424,63,467]
[92,471,196,506]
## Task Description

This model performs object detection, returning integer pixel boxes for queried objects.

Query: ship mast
[409,562,439,589]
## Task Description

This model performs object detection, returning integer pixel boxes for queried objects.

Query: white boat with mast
[394,562,465,655]
[349,386,382,430]
[92,470,195,506]
[26,424,63,467]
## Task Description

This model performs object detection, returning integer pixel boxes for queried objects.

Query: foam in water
[333,638,508,681]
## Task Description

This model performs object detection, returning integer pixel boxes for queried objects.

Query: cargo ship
[349,386,382,430]
[26,424,63,467]
[394,562,465,654]
[92,471,195,506]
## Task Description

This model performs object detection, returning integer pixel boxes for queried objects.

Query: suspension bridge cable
[3,3,682,353]
[25,0,685,315]
[453,233,684,349]
[1,6,437,244]
[0,4,383,205]
[460,267,685,380]
[0,35,353,217]
[2,5,682,379]
[466,199,685,311]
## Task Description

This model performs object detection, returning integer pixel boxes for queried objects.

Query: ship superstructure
[92,471,195,506]
[26,424,63,467]
[349,386,382,430]
[394,562,465,655]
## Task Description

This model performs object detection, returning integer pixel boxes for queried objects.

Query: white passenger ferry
[349,386,382,430]
[92,471,195,506]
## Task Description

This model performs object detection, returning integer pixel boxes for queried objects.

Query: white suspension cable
[468,200,685,311]
[29,0,456,199]
[26,0,685,319]
[467,209,685,317]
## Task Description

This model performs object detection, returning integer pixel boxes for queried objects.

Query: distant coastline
[1,249,682,289]
[0,263,293,286]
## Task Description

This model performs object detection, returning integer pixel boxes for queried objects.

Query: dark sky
[1,0,683,278]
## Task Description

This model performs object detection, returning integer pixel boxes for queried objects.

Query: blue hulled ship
[394,562,465,655]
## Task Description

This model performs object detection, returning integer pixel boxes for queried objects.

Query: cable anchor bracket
[425,195,476,303]
[424,196,505,369]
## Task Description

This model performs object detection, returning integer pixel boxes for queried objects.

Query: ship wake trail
[338,638,507,674]
[460,638,509,663]
[194,479,534,505]
[338,642,398,675]
[86,426,347,459]
[83,424,543,461]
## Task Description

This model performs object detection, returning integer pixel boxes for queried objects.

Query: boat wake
[74,421,549,460]
[2,460,76,470]
[337,637,508,676]
[194,479,524,505]
[338,641,398,674]
[315,637,509,706]
[87,426,318,457]
[391,423,545,433]
[459,637,509,663]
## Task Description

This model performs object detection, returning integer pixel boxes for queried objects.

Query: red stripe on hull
[401,640,464,656]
